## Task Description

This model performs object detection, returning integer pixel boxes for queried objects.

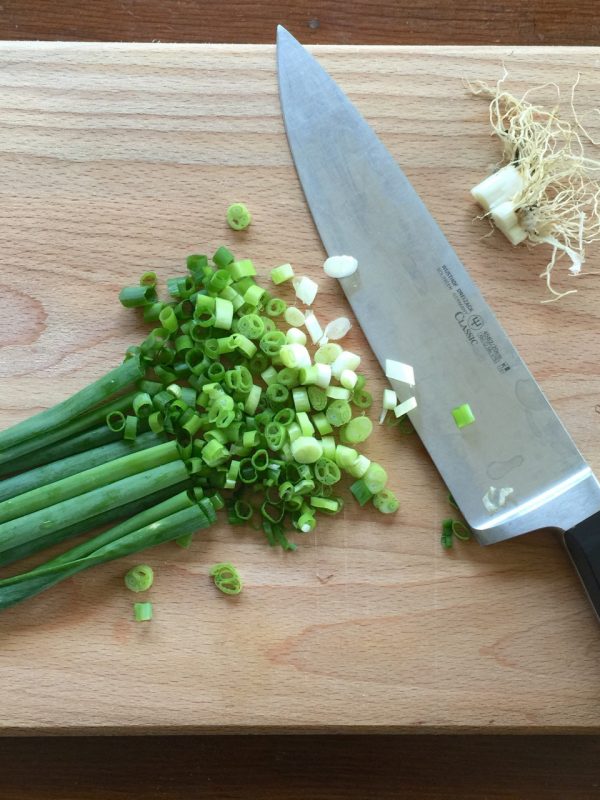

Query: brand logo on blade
[468,314,485,331]
[454,312,478,345]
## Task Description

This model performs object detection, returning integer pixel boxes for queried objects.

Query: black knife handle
[564,511,600,620]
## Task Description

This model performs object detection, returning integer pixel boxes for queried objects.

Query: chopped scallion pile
[0,233,401,613]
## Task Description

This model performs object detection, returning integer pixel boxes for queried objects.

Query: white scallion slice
[326,385,351,400]
[385,359,415,388]
[286,327,307,345]
[323,255,358,278]
[314,342,342,365]
[331,350,361,379]
[393,396,417,418]
[279,343,312,369]
[292,276,319,305]
[284,306,306,327]
[304,310,324,344]
[323,317,352,341]
[340,369,357,390]
[482,486,514,513]
[383,389,398,410]
[379,388,398,424]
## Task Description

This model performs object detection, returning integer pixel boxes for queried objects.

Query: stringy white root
[468,70,600,301]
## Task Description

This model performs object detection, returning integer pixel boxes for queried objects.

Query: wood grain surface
[1,43,600,736]
[0,734,599,799]
[0,0,599,46]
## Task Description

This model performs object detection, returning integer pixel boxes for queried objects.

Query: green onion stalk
[0,242,399,610]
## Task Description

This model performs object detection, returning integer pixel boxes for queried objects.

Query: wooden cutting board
[1,42,599,734]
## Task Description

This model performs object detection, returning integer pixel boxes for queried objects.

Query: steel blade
[276,26,600,544]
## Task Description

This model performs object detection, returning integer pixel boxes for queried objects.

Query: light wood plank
[0,43,599,732]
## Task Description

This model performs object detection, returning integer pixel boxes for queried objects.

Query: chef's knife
[276,26,600,619]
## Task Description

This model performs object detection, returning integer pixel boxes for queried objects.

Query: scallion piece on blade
[125,564,154,593]
[271,263,295,285]
[323,255,358,279]
[482,486,513,513]
[452,403,475,429]
[226,203,252,230]
[393,397,417,418]
[134,602,153,621]
[210,562,243,595]
[385,359,415,388]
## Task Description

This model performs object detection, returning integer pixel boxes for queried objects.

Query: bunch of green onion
[0,245,398,610]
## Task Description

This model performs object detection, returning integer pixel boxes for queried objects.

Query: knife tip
[276,24,292,44]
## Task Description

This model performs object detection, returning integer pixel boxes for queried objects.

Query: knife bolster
[564,514,600,622]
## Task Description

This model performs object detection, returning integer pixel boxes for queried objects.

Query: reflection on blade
[276,26,600,542]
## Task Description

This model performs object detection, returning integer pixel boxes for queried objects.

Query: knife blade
[276,26,600,617]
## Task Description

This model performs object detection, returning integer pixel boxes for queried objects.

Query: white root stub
[471,164,528,245]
